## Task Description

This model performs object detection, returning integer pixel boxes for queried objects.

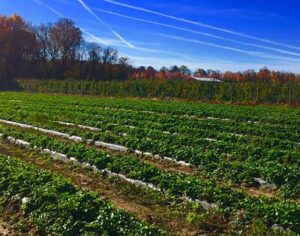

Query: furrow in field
[2,92,300,127]
[57,120,219,142]
[0,140,207,235]
[4,133,161,192]
[1,118,299,200]
[1,122,298,204]
[104,107,259,124]
[97,108,299,142]
[6,101,300,146]
[52,109,299,151]
[1,101,298,144]
[0,153,167,235]
[1,132,203,200]
[56,117,299,154]
[0,119,193,167]
[4,103,297,152]
[0,123,195,176]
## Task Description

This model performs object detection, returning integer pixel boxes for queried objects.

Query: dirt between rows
[0,220,16,236]
[2,123,297,203]
[0,141,204,236]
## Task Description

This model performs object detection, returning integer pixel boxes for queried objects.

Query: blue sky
[1,0,300,72]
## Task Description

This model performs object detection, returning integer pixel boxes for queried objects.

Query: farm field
[0,92,299,235]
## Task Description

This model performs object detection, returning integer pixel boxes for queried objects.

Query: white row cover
[3,133,161,192]
[0,119,279,190]
[57,121,101,131]
[1,131,217,210]
[58,120,192,166]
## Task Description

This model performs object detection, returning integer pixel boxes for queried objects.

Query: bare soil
[0,220,17,236]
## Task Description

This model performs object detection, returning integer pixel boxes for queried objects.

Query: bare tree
[101,47,118,65]
[49,18,82,78]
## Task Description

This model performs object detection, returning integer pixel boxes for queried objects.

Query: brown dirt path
[0,220,17,236]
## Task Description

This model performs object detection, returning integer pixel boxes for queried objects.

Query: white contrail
[77,0,135,48]
[103,0,300,51]
[37,1,300,58]
[95,8,300,58]
[128,54,270,69]
[28,0,300,71]
[31,0,109,45]
[32,0,64,17]
[31,1,200,61]
[160,34,300,63]
[80,28,109,45]
[160,34,260,55]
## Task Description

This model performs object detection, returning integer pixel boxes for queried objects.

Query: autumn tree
[242,69,256,81]
[157,67,169,80]
[113,57,132,80]
[170,65,180,73]
[0,14,38,87]
[49,18,82,78]
[179,65,191,75]
[145,66,157,79]
[194,68,207,77]
[87,42,102,80]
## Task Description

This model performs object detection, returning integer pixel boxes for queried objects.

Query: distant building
[191,76,222,83]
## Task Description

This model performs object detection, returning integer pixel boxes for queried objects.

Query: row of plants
[17,78,300,105]
[0,125,299,234]
[1,106,299,198]
[2,91,300,131]
[46,122,300,198]
[1,97,299,144]
[1,92,300,125]
[0,155,165,235]
[1,100,299,155]
[5,102,295,154]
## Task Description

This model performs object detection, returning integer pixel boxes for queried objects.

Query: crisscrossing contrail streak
[103,0,300,51]
[31,0,109,46]
[95,7,300,58]
[78,0,135,48]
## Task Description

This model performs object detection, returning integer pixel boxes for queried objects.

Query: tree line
[0,14,132,88]
[1,14,300,82]
[132,66,300,83]
[1,14,300,104]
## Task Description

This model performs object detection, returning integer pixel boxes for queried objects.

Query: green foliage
[0,155,165,235]
[0,126,299,233]
[17,79,300,104]
[0,92,299,234]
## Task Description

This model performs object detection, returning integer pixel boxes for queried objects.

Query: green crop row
[1,106,299,198]
[1,92,300,126]
[1,97,299,143]
[0,155,165,235]
[0,126,299,234]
